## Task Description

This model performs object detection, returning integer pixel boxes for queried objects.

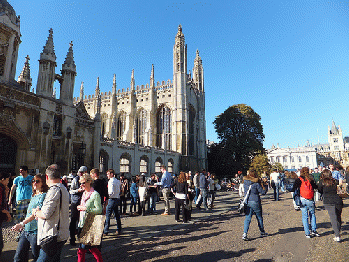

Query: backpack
[299,177,314,200]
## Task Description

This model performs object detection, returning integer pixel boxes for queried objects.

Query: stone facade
[0,1,207,176]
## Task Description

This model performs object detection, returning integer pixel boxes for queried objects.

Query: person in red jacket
[292,167,319,238]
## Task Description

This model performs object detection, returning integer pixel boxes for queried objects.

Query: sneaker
[242,233,248,241]
[333,237,341,242]
[305,235,311,239]
[311,231,320,237]
[161,213,169,216]
[260,232,269,237]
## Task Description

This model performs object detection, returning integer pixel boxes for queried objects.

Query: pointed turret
[17,55,32,91]
[130,69,135,90]
[60,41,76,105]
[95,77,100,97]
[193,49,204,91]
[112,74,117,95]
[94,77,101,116]
[110,74,118,138]
[150,64,155,88]
[36,28,57,97]
[79,82,84,102]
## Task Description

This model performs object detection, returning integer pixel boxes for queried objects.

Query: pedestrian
[285,171,300,210]
[147,173,158,214]
[8,166,33,223]
[185,172,194,221]
[77,173,103,261]
[103,169,122,235]
[158,165,172,215]
[196,170,209,210]
[138,175,147,216]
[90,168,108,209]
[318,169,343,242]
[270,169,280,201]
[291,167,319,239]
[207,173,215,208]
[12,174,48,262]
[34,164,69,261]
[238,171,244,198]
[173,172,188,223]
[329,164,344,183]
[193,171,200,203]
[119,173,129,215]
[242,169,268,241]
[69,166,87,246]
[0,172,11,257]
[129,178,138,216]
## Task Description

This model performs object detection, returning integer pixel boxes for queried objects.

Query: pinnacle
[63,41,76,69]
[42,28,56,60]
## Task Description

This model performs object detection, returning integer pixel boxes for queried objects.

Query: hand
[11,223,23,231]
[78,188,84,193]
[6,213,11,222]
[8,199,11,206]
[77,205,86,211]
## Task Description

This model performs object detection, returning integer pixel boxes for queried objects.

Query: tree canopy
[250,154,271,177]
[211,104,265,176]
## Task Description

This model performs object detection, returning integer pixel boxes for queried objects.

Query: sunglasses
[80,182,86,185]
[32,180,41,184]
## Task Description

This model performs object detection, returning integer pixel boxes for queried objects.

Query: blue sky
[11,0,349,149]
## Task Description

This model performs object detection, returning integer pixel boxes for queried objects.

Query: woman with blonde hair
[318,169,343,242]
[77,173,103,262]
[291,167,318,238]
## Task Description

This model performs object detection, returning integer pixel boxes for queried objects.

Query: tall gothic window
[156,106,171,150]
[120,153,131,173]
[188,106,195,156]
[101,113,108,138]
[168,159,174,173]
[140,156,148,174]
[116,112,126,140]
[155,157,163,173]
[135,109,147,145]
[53,115,62,136]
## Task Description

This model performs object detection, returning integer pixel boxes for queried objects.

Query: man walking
[68,166,86,245]
[8,166,33,223]
[34,164,69,261]
[197,169,209,210]
[193,171,200,204]
[158,165,172,215]
[270,169,281,201]
[104,169,122,235]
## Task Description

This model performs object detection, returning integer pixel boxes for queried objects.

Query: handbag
[237,185,252,214]
[40,187,62,256]
[337,183,349,198]
[293,187,301,207]
[78,213,106,246]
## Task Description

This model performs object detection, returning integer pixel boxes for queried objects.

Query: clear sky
[11,0,349,149]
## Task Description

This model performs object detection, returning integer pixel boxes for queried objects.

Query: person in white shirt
[270,169,281,201]
[103,169,122,235]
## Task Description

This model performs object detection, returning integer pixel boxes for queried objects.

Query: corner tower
[0,0,21,83]
[60,41,76,106]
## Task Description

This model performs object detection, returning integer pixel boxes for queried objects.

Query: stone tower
[0,0,21,84]
[60,41,76,106]
[36,29,57,97]
[17,55,32,91]
[328,120,345,152]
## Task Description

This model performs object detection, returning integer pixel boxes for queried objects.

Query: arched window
[155,157,163,173]
[168,159,174,173]
[135,109,147,145]
[116,112,126,140]
[101,113,108,138]
[188,106,195,155]
[156,106,171,150]
[53,115,62,136]
[99,150,109,175]
[140,155,148,174]
[120,153,131,173]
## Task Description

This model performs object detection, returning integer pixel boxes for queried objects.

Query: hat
[78,166,88,173]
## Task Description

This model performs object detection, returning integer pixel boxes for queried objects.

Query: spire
[130,69,135,90]
[95,77,100,96]
[195,49,202,62]
[17,55,32,91]
[150,64,154,88]
[79,82,84,102]
[41,28,56,61]
[62,41,76,72]
[112,74,117,94]
[330,120,339,135]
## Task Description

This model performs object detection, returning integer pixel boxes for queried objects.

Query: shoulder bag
[238,185,252,214]
[78,212,106,246]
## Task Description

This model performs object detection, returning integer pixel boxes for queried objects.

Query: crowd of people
[239,164,347,243]
[0,164,217,261]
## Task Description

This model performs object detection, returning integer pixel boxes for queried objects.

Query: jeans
[149,192,157,212]
[36,240,66,262]
[300,197,317,236]
[194,187,200,203]
[130,196,138,213]
[162,188,171,214]
[243,201,265,234]
[104,198,122,234]
[14,231,40,262]
[119,195,127,214]
[69,201,80,242]
[324,204,343,237]
[198,189,208,209]
[272,182,280,201]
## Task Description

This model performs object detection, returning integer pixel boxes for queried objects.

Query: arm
[35,187,60,220]
[8,184,16,205]
[69,177,83,195]
[86,193,102,214]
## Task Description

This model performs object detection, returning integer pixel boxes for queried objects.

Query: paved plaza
[2,190,349,261]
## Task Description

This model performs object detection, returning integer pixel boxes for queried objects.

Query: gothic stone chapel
[0,0,207,176]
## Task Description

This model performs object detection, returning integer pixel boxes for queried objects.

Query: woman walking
[174,172,188,223]
[77,173,103,262]
[129,178,138,216]
[12,174,48,262]
[292,167,319,238]
[318,169,343,242]
[242,169,268,241]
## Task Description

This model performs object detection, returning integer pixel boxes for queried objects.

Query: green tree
[213,104,265,176]
[272,162,284,172]
[250,154,271,176]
